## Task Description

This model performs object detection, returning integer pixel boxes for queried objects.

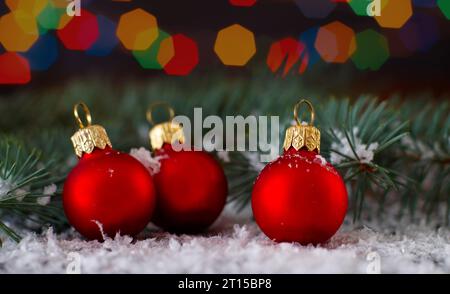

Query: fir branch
[0,138,66,242]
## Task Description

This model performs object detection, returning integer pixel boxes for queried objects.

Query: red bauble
[63,146,156,240]
[252,148,348,245]
[152,144,228,232]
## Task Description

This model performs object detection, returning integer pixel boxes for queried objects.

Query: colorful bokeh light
[294,0,337,19]
[348,0,388,16]
[0,52,31,84]
[315,21,356,63]
[267,38,308,76]
[437,0,450,19]
[351,29,389,70]
[5,0,48,16]
[229,0,257,7]
[57,9,99,51]
[399,12,439,53]
[157,36,175,70]
[116,8,159,51]
[86,15,118,57]
[374,0,413,29]
[214,24,256,66]
[37,0,72,31]
[0,11,39,52]
[299,27,320,67]
[133,30,170,69]
[21,33,58,71]
[161,34,199,76]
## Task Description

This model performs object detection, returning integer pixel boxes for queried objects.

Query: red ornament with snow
[252,100,347,245]
[146,104,227,233]
[63,103,156,240]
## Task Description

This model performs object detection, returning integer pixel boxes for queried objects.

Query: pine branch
[0,74,448,225]
[0,137,67,243]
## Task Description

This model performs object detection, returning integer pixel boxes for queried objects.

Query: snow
[314,154,328,166]
[401,135,435,160]
[129,147,164,175]
[37,184,57,206]
[330,128,379,165]
[243,152,266,172]
[217,151,231,163]
[0,206,448,274]
[0,179,12,199]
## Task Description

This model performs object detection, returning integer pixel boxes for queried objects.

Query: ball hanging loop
[293,99,315,126]
[146,101,228,233]
[146,101,175,126]
[70,101,112,157]
[147,102,184,150]
[64,102,156,240]
[73,102,92,129]
[283,99,321,153]
[252,97,347,245]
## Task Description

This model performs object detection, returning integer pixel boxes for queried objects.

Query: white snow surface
[330,128,379,165]
[0,205,449,274]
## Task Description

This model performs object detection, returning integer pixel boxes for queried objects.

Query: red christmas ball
[63,146,156,240]
[252,148,348,245]
[152,144,228,232]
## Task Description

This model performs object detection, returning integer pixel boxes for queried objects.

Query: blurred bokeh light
[133,30,170,69]
[399,12,440,53]
[0,11,39,52]
[374,0,413,29]
[299,27,320,67]
[22,32,58,70]
[214,24,256,66]
[315,21,356,63]
[116,8,158,51]
[161,34,199,76]
[294,0,336,19]
[57,9,99,50]
[437,0,450,19]
[86,15,118,56]
[0,52,31,84]
[352,29,389,70]
[267,37,307,76]
[229,0,257,7]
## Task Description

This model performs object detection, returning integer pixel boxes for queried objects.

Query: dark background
[1,0,449,98]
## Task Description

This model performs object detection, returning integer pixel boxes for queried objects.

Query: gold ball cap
[71,102,112,157]
[283,99,321,153]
